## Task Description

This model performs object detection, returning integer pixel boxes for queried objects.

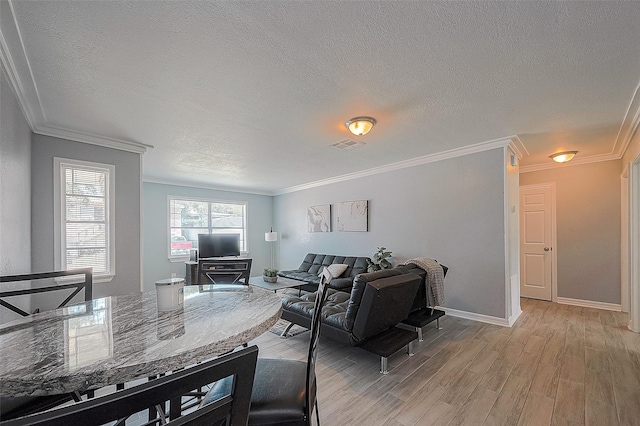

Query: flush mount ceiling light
[549,151,578,163]
[345,116,376,136]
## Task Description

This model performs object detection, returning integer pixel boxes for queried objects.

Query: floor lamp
[265,227,278,270]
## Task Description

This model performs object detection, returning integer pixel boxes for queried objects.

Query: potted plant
[263,268,278,283]
[366,247,393,272]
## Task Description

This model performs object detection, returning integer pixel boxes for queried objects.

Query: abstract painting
[307,205,331,232]
[336,200,368,231]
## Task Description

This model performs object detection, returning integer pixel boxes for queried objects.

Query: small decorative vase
[263,276,277,283]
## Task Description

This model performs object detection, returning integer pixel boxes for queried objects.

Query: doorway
[519,184,557,301]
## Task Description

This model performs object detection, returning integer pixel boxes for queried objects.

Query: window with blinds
[168,197,247,259]
[55,158,115,280]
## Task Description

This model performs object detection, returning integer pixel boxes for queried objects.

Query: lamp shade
[550,151,578,163]
[265,228,277,242]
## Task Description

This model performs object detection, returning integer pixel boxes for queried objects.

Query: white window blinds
[56,159,115,279]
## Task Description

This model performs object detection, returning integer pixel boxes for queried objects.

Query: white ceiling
[2,0,640,194]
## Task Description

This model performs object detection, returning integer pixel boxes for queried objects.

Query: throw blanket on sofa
[404,257,445,308]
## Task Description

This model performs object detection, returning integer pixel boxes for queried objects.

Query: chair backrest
[305,267,331,416]
[0,268,93,317]
[1,345,259,426]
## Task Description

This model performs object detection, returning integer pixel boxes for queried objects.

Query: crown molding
[1,1,151,155]
[0,0,42,129]
[519,152,621,173]
[518,80,640,174]
[506,134,528,159]
[35,124,152,154]
[613,81,640,159]
[519,85,640,174]
[143,176,274,196]
[276,135,518,195]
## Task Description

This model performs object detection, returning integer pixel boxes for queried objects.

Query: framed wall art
[307,204,331,232]
[336,200,368,232]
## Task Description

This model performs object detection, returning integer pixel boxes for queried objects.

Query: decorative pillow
[318,263,348,278]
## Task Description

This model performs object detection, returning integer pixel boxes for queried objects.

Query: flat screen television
[198,233,241,258]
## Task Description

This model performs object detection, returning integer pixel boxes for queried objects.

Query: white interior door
[520,185,554,301]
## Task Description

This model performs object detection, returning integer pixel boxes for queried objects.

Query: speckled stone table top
[0,285,282,397]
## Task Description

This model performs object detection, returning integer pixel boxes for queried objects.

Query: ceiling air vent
[331,139,365,151]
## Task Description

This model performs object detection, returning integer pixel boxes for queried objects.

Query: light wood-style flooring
[251,298,640,426]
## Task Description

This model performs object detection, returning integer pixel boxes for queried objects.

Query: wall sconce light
[549,151,578,163]
[345,116,376,136]
[265,227,278,269]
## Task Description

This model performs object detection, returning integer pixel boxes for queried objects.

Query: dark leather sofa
[280,261,448,372]
[278,253,369,292]
[282,271,421,346]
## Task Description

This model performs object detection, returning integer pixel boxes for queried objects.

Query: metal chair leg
[407,341,415,357]
[417,327,423,342]
[315,400,320,425]
[436,317,442,330]
[280,322,294,337]
[380,356,389,374]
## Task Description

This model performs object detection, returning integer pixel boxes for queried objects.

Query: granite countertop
[0,285,282,397]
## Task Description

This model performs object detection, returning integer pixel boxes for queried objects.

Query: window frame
[54,158,116,283]
[167,196,249,262]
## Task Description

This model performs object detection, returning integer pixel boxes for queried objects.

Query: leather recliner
[281,272,422,346]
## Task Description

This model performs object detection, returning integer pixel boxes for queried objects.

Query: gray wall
[142,182,274,291]
[274,148,508,318]
[31,134,142,300]
[0,67,32,323]
[520,160,621,304]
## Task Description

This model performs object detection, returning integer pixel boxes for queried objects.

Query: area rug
[269,319,308,337]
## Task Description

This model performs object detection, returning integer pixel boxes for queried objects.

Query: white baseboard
[438,307,512,327]
[509,307,523,327]
[556,297,622,312]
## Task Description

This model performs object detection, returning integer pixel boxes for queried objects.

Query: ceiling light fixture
[549,151,578,163]
[345,116,376,136]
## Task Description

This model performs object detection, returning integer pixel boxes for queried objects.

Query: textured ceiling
[2,0,640,193]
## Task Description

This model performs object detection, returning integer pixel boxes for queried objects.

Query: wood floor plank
[438,369,482,407]
[584,330,606,350]
[388,343,458,401]
[529,362,560,399]
[584,398,618,426]
[517,393,554,426]
[511,351,542,380]
[584,349,615,406]
[447,385,498,426]
[392,384,446,426]
[486,374,532,424]
[523,334,547,355]
[468,349,500,375]
[553,378,584,424]
[509,327,534,345]
[559,354,585,384]
[539,334,565,365]
[249,299,639,426]
[415,401,456,426]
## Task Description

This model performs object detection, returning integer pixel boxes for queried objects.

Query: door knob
[544,247,550,251]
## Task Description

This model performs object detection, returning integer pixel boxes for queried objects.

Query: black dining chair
[201,268,332,426]
[0,268,93,421]
[0,345,259,426]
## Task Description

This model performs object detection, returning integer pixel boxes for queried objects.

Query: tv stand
[192,258,252,285]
